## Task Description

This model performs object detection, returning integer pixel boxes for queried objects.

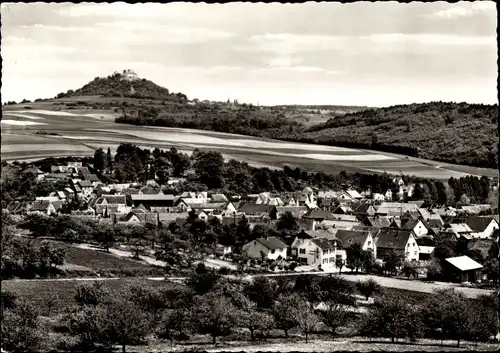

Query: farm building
[242,236,288,260]
[444,255,483,283]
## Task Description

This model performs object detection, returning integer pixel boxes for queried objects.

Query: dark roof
[300,230,338,240]
[276,206,308,217]
[29,200,51,211]
[77,180,92,187]
[425,218,444,229]
[255,236,287,250]
[52,200,65,211]
[98,195,126,205]
[467,239,494,259]
[467,216,497,232]
[121,188,140,195]
[140,187,162,195]
[364,217,391,228]
[311,238,338,251]
[408,200,425,207]
[375,229,413,250]
[73,185,82,192]
[403,210,421,220]
[402,219,425,231]
[354,203,375,214]
[82,173,99,182]
[238,202,276,215]
[336,229,371,247]
[302,209,335,220]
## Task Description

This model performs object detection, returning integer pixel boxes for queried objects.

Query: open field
[2,104,497,179]
[2,278,175,316]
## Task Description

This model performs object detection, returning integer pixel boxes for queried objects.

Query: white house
[467,216,499,239]
[291,236,346,270]
[372,193,385,201]
[375,229,419,262]
[242,237,288,260]
[335,229,377,258]
[403,219,429,238]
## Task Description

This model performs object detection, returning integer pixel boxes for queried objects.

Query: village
[5,157,498,286]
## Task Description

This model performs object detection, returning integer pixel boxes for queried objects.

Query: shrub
[356,278,382,300]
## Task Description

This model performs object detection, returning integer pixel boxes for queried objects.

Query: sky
[1,1,498,107]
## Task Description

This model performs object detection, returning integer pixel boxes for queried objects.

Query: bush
[356,278,382,300]
[1,302,43,352]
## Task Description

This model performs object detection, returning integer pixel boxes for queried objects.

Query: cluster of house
[7,164,498,282]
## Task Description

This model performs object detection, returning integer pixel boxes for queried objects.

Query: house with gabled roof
[28,200,56,215]
[376,202,419,217]
[290,234,346,270]
[242,236,288,260]
[345,189,363,200]
[131,194,176,210]
[354,203,376,220]
[442,223,474,239]
[375,228,419,262]
[362,216,392,229]
[95,195,129,216]
[336,229,377,258]
[237,202,277,219]
[466,216,499,239]
[332,204,353,215]
[402,218,428,238]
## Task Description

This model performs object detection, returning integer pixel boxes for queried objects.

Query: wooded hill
[304,102,498,169]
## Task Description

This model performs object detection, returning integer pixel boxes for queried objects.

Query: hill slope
[55,70,187,102]
[304,102,498,169]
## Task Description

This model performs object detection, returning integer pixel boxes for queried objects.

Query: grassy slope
[305,102,499,169]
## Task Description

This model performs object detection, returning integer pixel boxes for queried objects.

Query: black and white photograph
[1,1,499,352]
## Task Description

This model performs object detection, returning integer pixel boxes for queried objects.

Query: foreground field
[2,104,496,179]
[2,278,174,315]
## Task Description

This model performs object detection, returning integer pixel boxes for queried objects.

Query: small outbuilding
[444,255,483,283]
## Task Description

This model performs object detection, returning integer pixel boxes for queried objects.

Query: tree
[277,211,299,232]
[318,301,353,339]
[346,242,364,273]
[187,267,222,295]
[245,276,278,309]
[402,261,418,279]
[238,307,274,341]
[69,304,113,350]
[383,250,403,276]
[191,291,237,344]
[93,148,106,172]
[422,289,475,347]
[336,257,345,274]
[157,308,191,348]
[272,294,300,338]
[1,301,43,353]
[363,249,376,273]
[74,282,109,307]
[362,292,424,343]
[107,147,113,171]
[294,298,320,343]
[105,295,152,353]
[356,278,381,301]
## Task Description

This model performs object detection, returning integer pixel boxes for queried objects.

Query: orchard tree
[318,302,353,340]
[294,298,320,343]
[346,242,364,273]
[272,293,300,338]
[1,301,43,353]
[191,291,237,344]
[356,278,381,301]
[237,306,274,341]
[277,211,300,232]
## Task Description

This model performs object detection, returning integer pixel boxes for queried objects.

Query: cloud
[246,33,347,54]
[361,33,495,46]
[434,1,496,19]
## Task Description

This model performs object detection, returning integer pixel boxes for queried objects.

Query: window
[368,241,371,246]
[414,251,417,255]
[323,259,327,264]
[271,249,275,254]
[299,248,306,254]
[413,243,416,247]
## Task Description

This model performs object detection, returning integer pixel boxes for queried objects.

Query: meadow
[2,104,497,179]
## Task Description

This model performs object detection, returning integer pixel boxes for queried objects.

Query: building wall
[404,234,420,262]
[413,220,428,237]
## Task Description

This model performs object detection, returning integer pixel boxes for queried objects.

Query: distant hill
[304,102,498,169]
[55,70,188,102]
